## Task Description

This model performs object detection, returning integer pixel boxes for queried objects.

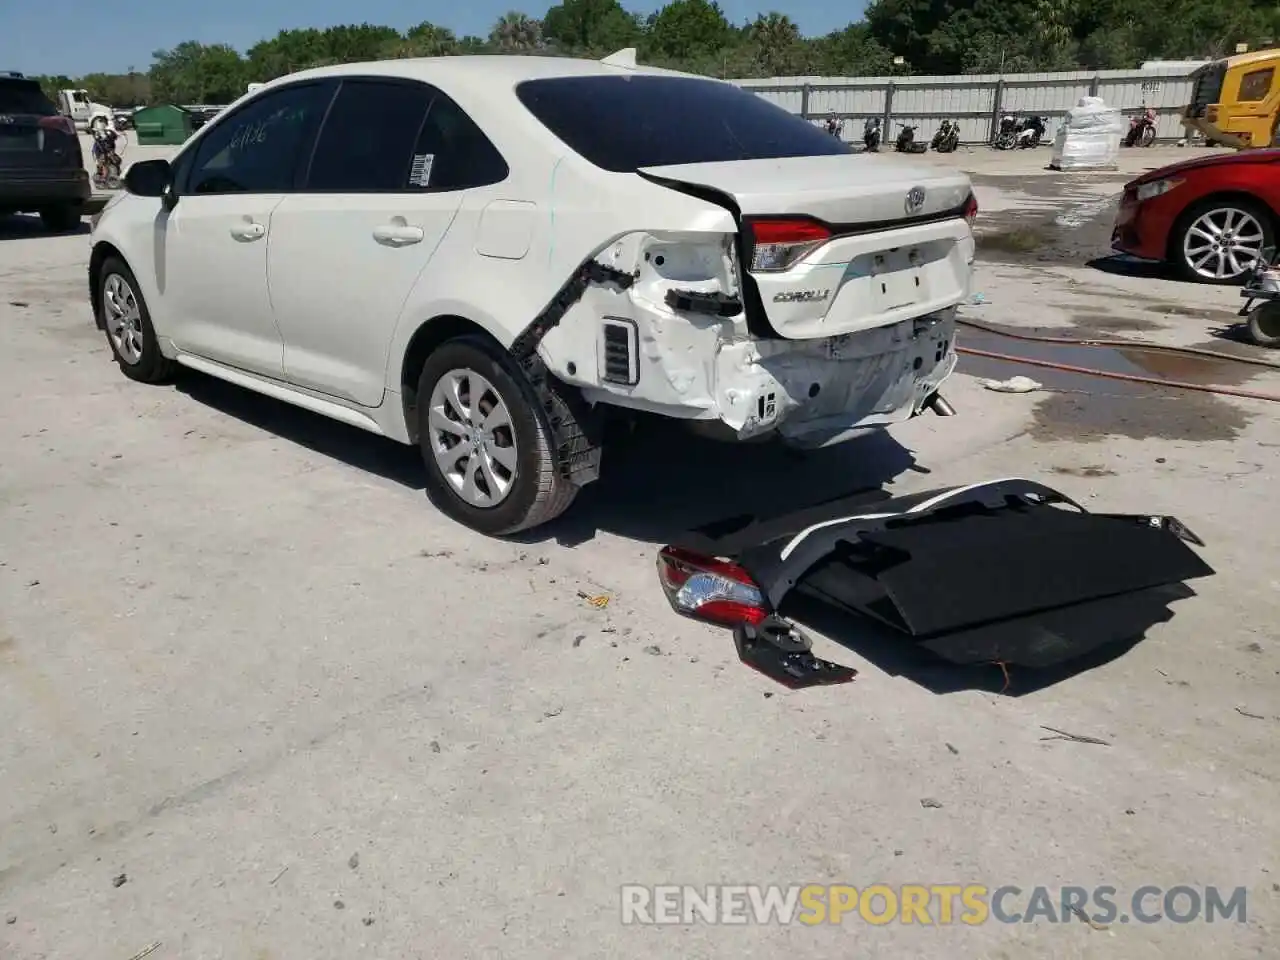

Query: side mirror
[124,159,175,204]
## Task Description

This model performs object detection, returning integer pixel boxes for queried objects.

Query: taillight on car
[37,116,77,137]
[656,546,770,627]
[1135,178,1184,202]
[964,193,978,227]
[745,217,831,272]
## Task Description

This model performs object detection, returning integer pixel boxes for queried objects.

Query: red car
[1111,148,1280,284]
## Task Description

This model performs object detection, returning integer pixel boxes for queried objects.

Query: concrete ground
[1,143,1277,959]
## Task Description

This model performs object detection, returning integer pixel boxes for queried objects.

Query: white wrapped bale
[1050,96,1125,171]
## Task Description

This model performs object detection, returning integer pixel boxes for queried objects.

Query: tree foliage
[27,0,1280,106]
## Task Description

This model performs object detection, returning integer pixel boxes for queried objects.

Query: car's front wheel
[97,257,177,382]
[416,336,578,536]
[1173,198,1274,284]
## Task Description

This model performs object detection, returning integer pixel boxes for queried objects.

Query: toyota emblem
[905,186,926,214]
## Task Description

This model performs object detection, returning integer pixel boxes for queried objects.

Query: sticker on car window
[410,153,434,187]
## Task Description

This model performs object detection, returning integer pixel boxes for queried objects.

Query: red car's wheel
[1172,197,1274,284]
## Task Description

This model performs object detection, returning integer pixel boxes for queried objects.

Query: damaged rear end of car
[514,72,977,449]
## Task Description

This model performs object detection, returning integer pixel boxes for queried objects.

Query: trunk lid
[639,154,975,339]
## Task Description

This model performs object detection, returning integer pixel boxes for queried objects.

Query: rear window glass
[1239,67,1274,102]
[0,80,58,116]
[515,75,851,172]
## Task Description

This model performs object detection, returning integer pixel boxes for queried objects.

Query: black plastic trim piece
[509,257,637,486]
[664,288,743,317]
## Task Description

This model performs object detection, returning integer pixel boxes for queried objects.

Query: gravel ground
[1,144,1277,959]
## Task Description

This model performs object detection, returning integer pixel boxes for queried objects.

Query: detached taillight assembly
[963,192,978,227]
[656,546,769,627]
[744,217,832,272]
[656,544,858,688]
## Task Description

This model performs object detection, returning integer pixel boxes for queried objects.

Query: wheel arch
[88,240,126,330]
[398,314,509,444]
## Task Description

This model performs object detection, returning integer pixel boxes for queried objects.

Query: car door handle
[230,220,266,242]
[372,222,425,247]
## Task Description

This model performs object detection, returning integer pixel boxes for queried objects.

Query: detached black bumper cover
[668,479,1214,668]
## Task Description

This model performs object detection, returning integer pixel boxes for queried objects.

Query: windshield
[0,79,59,116]
[515,75,851,172]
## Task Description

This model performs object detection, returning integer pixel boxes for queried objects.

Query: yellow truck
[1183,48,1280,148]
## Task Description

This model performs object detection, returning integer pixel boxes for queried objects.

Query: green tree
[489,12,545,51]
[810,22,894,75]
[747,12,805,76]
[644,0,732,61]
[246,29,326,80]
[542,0,642,54]
[150,41,246,103]
[380,21,460,57]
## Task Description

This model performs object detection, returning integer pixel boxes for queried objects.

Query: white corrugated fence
[733,66,1201,145]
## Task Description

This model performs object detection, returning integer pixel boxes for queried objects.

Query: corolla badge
[905,186,926,214]
[773,289,830,303]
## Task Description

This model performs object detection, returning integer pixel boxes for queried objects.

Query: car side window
[304,80,435,192]
[187,83,332,196]
[411,92,509,193]
[1239,68,1274,102]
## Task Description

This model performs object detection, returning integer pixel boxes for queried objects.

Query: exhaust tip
[923,392,956,417]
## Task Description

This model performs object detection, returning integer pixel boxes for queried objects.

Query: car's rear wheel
[1173,198,1274,284]
[417,335,577,536]
[97,257,177,383]
[39,204,82,232]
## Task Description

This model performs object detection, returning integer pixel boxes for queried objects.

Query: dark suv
[1,72,90,231]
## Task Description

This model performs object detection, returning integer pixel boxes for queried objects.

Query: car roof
[273,54,707,89]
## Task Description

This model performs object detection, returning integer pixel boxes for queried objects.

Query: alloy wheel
[426,368,519,508]
[103,273,144,364]
[1183,207,1266,280]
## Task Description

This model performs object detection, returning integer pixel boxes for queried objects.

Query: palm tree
[489,12,544,52]
[749,12,801,76]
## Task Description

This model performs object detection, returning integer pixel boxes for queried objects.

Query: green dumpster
[131,104,193,146]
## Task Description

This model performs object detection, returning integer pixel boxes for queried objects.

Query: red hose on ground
[956,316,1280,371]
[956,345,1280,403]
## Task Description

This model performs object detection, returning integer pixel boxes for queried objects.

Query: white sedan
[89,52,977,535]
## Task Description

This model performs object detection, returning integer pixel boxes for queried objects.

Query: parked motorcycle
[1123,106,1157,147]
[931,118,960,153]
[994,114,1048,149]
[863,116,882,152]
[894,122,928,154]
[823,114,844,138]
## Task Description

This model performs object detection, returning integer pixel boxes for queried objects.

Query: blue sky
[2,0,869,77]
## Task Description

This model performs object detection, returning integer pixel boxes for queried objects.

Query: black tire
[1247,302,1280,347]
[1140,125,1156,148]
[40,204,82,232]
[96,256,177,382]
[416,335,578,536]
[1170,197,1275,285]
